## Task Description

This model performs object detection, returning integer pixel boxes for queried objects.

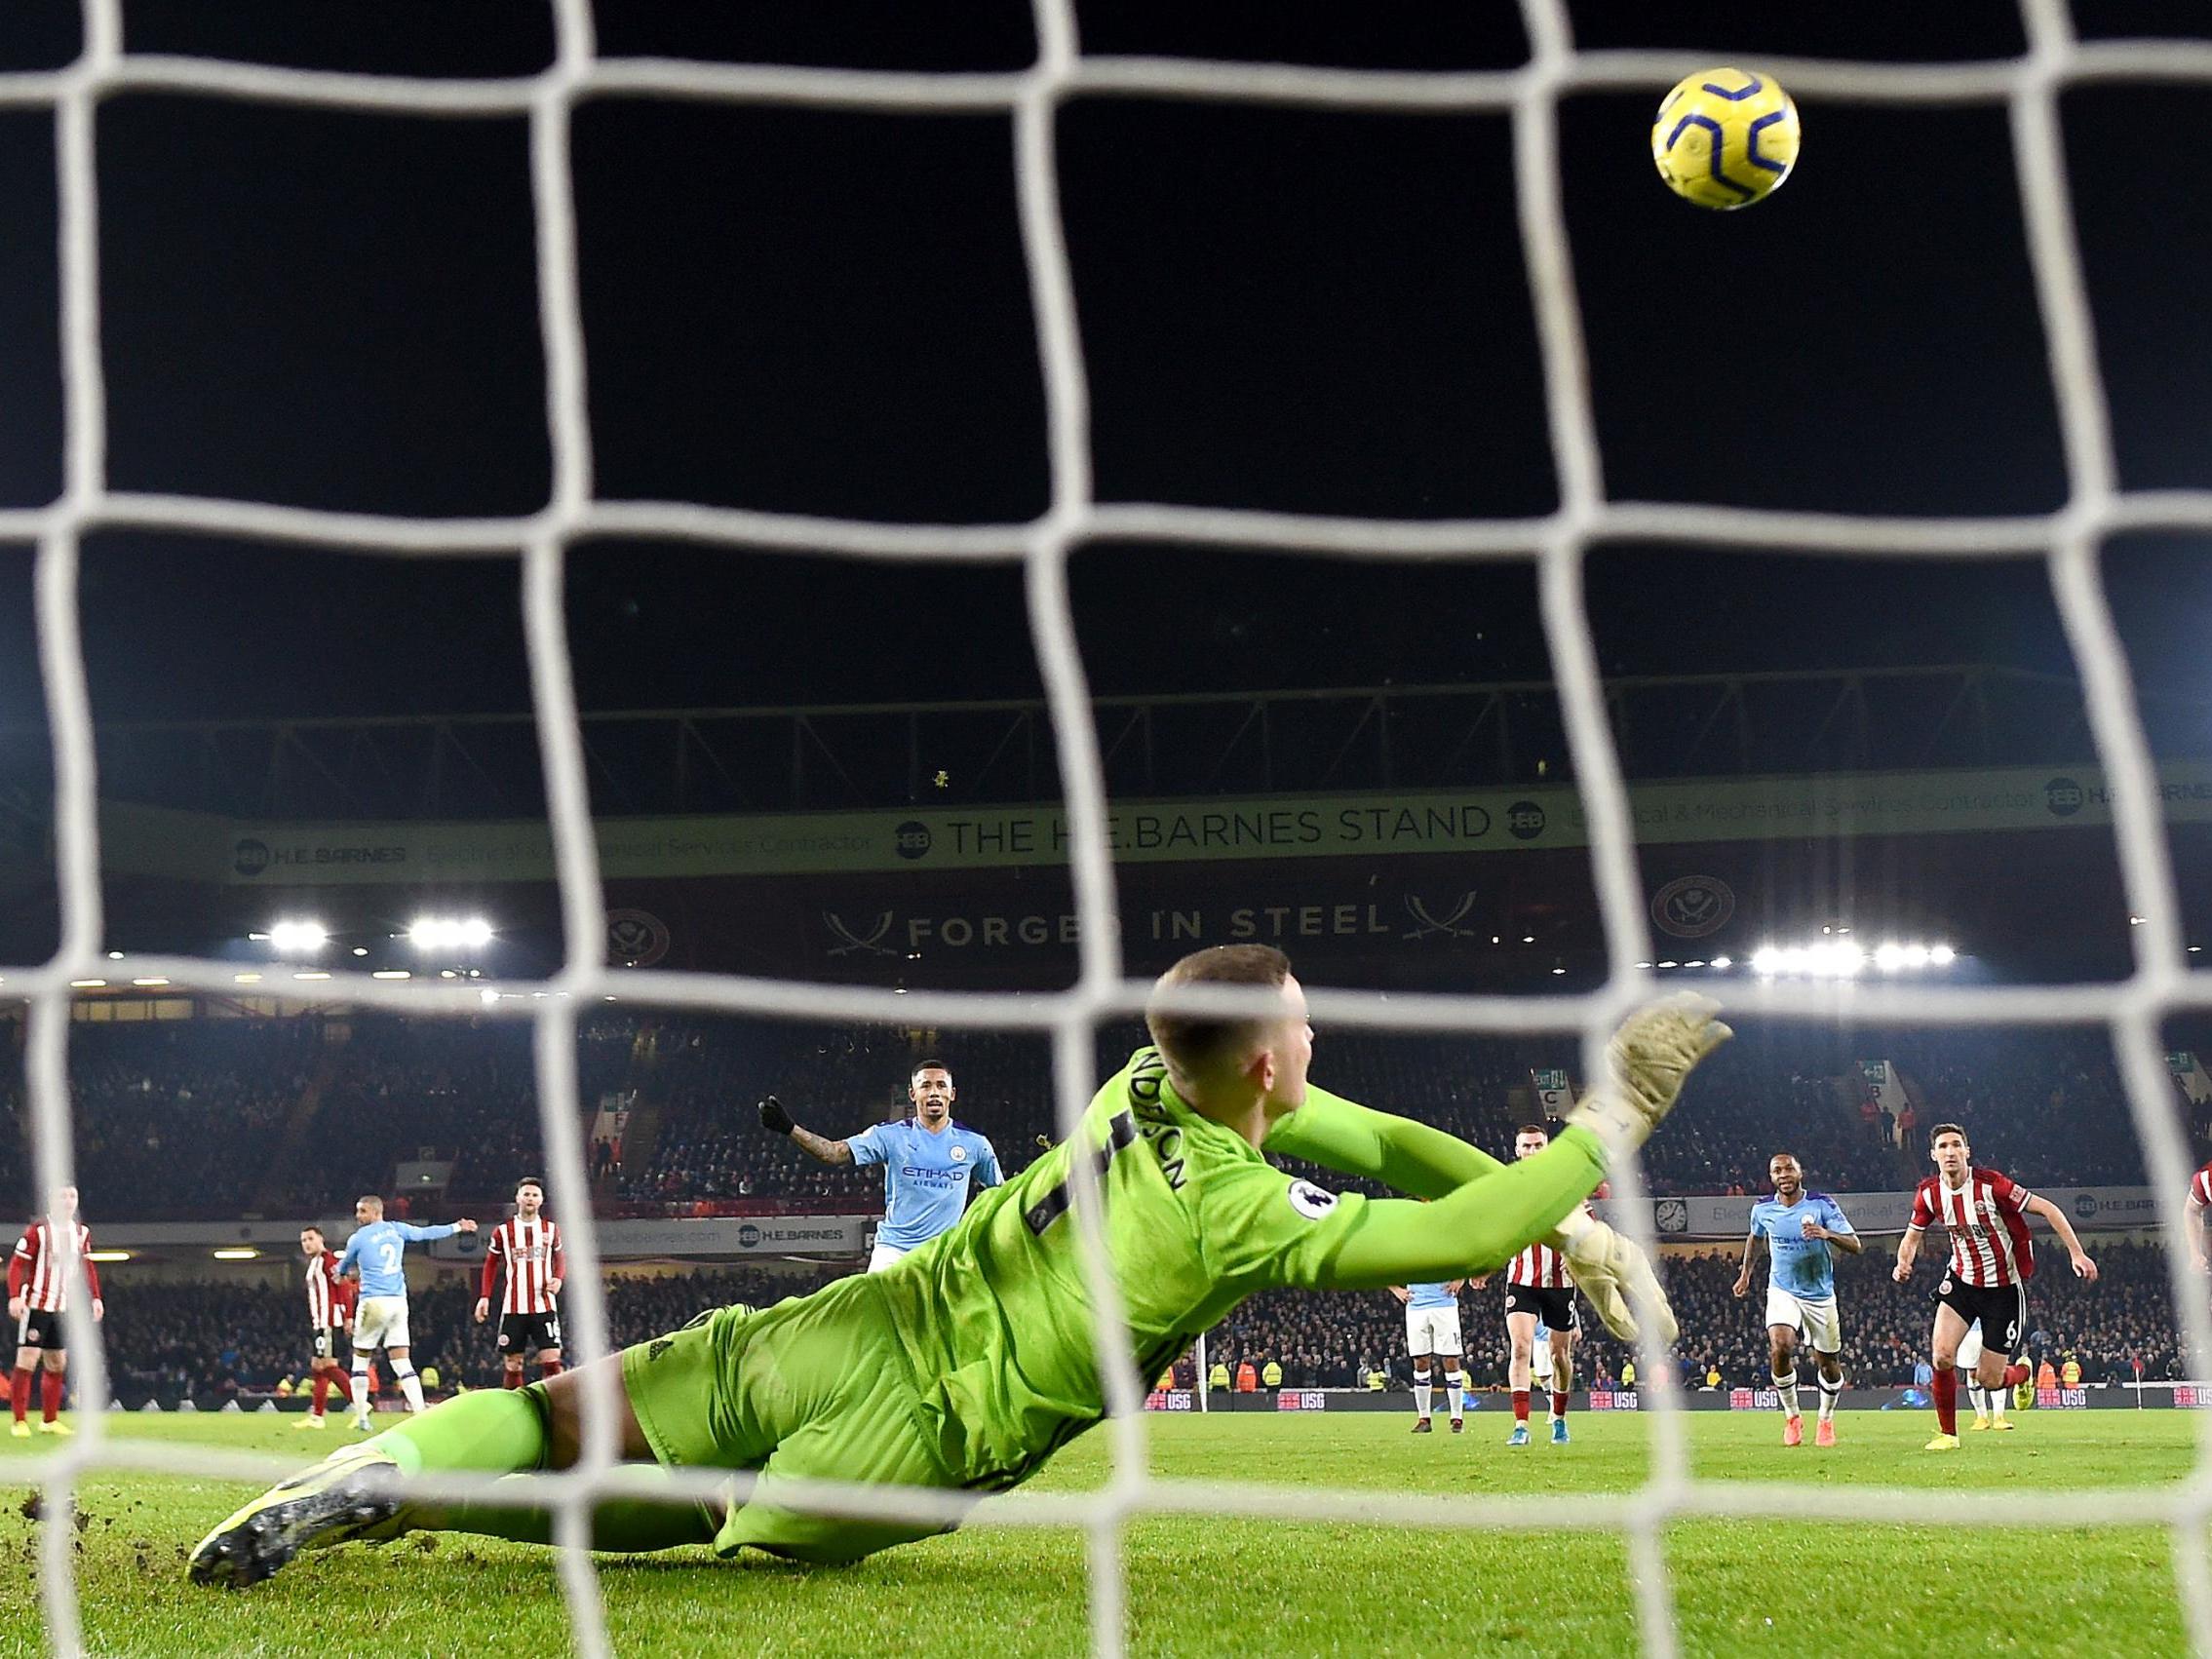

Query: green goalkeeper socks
[368,1386,717,1553]
[369,1385,552,1480]
[426,1473,719,1553]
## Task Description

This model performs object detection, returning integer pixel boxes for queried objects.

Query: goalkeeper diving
[189,945,1727,1583]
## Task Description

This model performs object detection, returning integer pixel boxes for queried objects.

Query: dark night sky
[0,2,2206,744]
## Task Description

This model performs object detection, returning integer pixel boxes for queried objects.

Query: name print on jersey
[1127,1051,1189,1191]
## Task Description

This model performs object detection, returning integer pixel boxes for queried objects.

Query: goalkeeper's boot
[36,1418,71,1437]
[1507,1424,1531,1447]
[1922,1433,1960,1452]
[1550,1418,1570,1447]
[187,1446,408,1588]
[1781,1415,1803,1447]
[8,1421,28,1439]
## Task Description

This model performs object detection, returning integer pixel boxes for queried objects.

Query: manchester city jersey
[1406,1281,1455,1310]
[335,1218,458,1298]
[849,1119,1004,1250]
[1748,1192,1854,1299]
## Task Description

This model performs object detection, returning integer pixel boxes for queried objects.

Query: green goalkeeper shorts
[619,1273,972,1564]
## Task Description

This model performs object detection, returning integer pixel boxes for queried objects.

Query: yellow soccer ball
[1651,67,1800,210]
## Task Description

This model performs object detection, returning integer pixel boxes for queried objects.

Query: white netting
[16,0,2212,1654]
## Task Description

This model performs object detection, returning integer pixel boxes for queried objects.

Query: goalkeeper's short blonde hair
[1145,944,1293,1081]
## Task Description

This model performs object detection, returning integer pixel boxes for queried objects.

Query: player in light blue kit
[761,1061,1003,1271]
[335,1195,477,1431]
[1389,1278,1467,1433]
[1731,1152,1860,1447]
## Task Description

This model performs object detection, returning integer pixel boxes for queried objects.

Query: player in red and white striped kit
[1893,1123,2098,1451]
[2183,1159,2212,1272]
[1490,1125,1587,1447]
[7,1186,101,1438]
[473,1178,565,1389]
[295,1225,359,1430]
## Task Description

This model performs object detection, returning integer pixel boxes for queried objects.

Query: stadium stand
[85,1242,2181,1408]
[0,1014,2183,1217]
[1205,1240,2183,1393]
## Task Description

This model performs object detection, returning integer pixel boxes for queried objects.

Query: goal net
[15,1,2212,1655]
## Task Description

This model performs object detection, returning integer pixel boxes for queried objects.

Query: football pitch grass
[0,1407,2199,1657]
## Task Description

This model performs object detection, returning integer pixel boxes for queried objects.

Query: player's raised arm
[1732,1227,1764,1298]
[2023,1191,2099,1281]
[396,1218,473,1242]
[759,1096,856,1166]
[1263,1085,1502,1198]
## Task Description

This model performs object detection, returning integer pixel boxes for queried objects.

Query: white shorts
[1405,1305,1462,1358]
[867,1242,911,1274]
[351,1295,411,1353]
[1957,1321,1984,1371]
[1764,1285,1842,1354]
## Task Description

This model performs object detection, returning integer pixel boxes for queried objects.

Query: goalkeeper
[189,945,1726,1584]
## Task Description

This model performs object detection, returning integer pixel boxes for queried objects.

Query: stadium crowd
[62,1237,2192,1408]
[4,1009,2210,1407]
[1202,1240,2185,1391]
[100,1263,839,1405]
[0,1012,2192,1219]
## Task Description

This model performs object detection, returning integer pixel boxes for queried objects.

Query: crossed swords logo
[823,910,898,956]
[1402,891,1480,942]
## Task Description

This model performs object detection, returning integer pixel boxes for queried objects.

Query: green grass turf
[0,1407,2199,1657]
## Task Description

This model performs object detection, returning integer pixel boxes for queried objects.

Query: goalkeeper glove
[757,1096,795,1137]
[1567,991,1731,1166]
[1550,1212,1678,1347]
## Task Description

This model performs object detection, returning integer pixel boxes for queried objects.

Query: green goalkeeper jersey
[869,1047,1605,1493]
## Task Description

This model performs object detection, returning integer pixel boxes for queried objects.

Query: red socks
[539,1360,563,1381]
[503,1369,524,1390]
[40,1370,61,1423]
[310,1373,330,1415]
[1934,1366,1958,1435]
[328,1369,352,1404]
[2002,1362,2030,1389]
[1550,1390,1569,1418]
[10,1367,30,1423]
[1512,1389,1531,1424]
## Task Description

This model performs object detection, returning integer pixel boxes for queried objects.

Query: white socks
[1773,1370,1802,1419]
[1415,1381,1433,1421]
[1817,1375,1843,1423]
[1445,1370,1465,1421]
[393,1364,425,1414]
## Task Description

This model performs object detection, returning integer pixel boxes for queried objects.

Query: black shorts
[310,1326,344,1362]
[14,1310,61,1351]
[1504,1284,1578,1334]
[1934,1275,2028,1360]
[496,1311,563,1356]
